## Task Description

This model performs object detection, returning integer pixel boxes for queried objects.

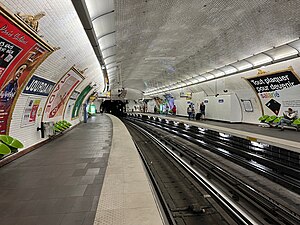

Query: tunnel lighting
[231,60,253,71]
[247,53,272,66]
[202,73,215,80]
[220,66,237,75]
[144,38,300,96]
[211,70,225,78]
[288,39,300,52]
[185,79,193,85]
[265,45,298,61]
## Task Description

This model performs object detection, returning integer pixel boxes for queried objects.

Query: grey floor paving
[0,114,112,225]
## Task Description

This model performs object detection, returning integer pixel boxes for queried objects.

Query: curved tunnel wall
[160,56,300,124]
[0,2,102,153]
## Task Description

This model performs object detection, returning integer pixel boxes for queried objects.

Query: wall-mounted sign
[180,92,192,100]
[69,90,80,100]
[21,97,41,127]
[72,85,92,120]
[241,99,253,112]
[22,75,55,96]
[245,68,300,115]
[43,67,84,121]
[0,6,53,134]
[246,69,300,94]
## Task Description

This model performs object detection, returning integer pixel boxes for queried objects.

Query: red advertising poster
[43,67,84,121]
[0,6,53,134]
[21,98,40,127]
[29,99,40,122]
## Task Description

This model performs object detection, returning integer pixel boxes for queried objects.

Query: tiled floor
[93,115,164,225]
[0,115,112,225]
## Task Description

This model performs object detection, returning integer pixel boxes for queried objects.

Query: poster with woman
[0,5,53,134]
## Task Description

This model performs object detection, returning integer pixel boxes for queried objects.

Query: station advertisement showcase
[43,67,84,121]
[0,6,53,134]
[21,97,41,127]
[246,68,300,115]
[71,85,92,120]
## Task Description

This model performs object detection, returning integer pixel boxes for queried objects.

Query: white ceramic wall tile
[9,94,47,149]
[1,0,104,92]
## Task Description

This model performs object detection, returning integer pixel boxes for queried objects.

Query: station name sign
[246,70,300,94]
[23,75,55,96]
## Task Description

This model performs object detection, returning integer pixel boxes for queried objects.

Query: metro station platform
[137,113,300,154]
[0,114,164,225]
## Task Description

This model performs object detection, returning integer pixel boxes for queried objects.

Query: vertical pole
[83,103,87,123]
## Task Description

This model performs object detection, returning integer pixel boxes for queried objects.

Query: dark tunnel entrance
[100,100,127,117]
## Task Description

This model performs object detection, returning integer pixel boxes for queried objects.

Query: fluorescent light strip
[145,38,300,95]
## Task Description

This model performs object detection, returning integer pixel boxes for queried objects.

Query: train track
[124,117,300,225]
[128,114,300,194]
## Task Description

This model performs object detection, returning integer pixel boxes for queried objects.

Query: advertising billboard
[43,67,84,121]
[71,85,92,120]
[0,6,53,134]
[245,68,300,115]
[21,97,41,127]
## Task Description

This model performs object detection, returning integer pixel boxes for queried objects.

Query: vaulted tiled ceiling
[3,0,300,95]
[114,0,300,92]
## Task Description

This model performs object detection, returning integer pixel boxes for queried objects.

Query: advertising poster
[71,85,92,120]
[0,6,53,134]
[44,67,84,121]
[22,75,55,96]
[21,97,41,127]
[245,68,300,115]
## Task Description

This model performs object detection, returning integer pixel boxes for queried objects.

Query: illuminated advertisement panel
[71,85,92,120]
[245,68,300,115]
[0,6,53,134]
[43,67,84,121]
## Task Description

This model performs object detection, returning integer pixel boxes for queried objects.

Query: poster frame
[243,67,300,115]
[41,66,84,121]
[0,4,54,134]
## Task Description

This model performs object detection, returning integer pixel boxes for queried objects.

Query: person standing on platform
[154,105,157,114]
[192,105,195,119]
[200,102,206,120]
[165,104,169,115]
[187,104,192,120]
[172,105,177,115]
